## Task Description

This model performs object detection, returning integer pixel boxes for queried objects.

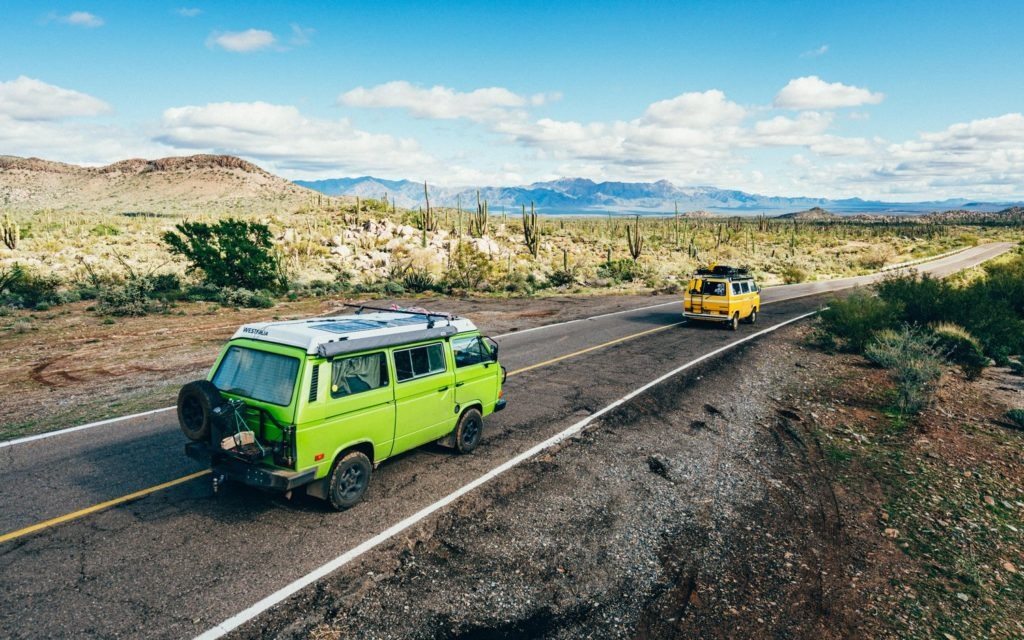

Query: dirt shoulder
[0,291,668,440]
[229,323,1024,640]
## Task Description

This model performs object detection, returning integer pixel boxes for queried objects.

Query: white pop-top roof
[231,311,478,355]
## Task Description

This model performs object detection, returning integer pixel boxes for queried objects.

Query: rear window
[394,343,447,382]
[212,346,300,406]
[700,280,727,296]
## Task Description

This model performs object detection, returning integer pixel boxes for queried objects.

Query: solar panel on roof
[313,315,427,335]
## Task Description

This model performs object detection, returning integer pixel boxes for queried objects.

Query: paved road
[0,242,1013,639]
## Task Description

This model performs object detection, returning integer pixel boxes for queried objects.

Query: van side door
[311,351,396,464]
[391,342,456,454]
[451,334,500,414]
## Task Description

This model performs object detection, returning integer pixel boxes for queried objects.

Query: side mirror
[484,337,499,362]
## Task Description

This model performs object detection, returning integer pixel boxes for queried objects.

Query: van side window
[331,352,388,398]
[394,343,447,382]
[452,336,489,367]
[732,283,741,295]
[741,282,750,293]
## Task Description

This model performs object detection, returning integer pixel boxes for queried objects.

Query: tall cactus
[1,215,18,250]
[522,202,539,258]
[625,215,643,261]
[470,190,489,237]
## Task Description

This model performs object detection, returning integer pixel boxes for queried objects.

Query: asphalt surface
[0,242,1013,639]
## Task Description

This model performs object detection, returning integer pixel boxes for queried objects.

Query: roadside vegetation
[0,201,1017,320]
[816,245,1024,416]
[811,247,1024,637]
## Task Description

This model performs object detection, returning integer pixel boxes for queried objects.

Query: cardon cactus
[1,215,18,250]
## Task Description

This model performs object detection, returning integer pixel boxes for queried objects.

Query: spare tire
[177,380,225,442]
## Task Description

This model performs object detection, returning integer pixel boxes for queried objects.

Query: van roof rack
[695,265,751,278]
[344,303,454,328]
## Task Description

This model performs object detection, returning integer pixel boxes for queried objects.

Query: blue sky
[1,1,1023,200]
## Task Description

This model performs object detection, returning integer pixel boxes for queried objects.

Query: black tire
[454,408,483,454]
[328,451,372,511]
[747,308,758,324]
[177,380,224,442]
[729,312,740,331]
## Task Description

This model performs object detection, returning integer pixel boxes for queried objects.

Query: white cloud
[207,29,277,53]
[176,8,202,18]
[774,76,884,110]
[156,101,435,176]
[800,44,829,58]
[290,24,314,46]
[0,76,111,121]
[641,90,746,127]
[58,11,104,27]
[340,81,542,123]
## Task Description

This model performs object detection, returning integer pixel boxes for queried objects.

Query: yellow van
[682,265,760,330]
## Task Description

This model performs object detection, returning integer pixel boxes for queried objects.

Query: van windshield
[212,346,300,406]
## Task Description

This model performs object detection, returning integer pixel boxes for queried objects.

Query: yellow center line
[0,470,211,545]
[0,297,793,545]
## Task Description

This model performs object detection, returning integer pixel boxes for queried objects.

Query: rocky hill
[775,206,841,221]
[922,206,1024,225]
[0,154,325,215]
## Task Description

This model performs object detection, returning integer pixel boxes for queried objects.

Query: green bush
[930,323,988,380]
[597,258,644,283]
[1008,360,1024,376]
[163,219,281,291]
[0,264,63,309]
[220,287,274,309]
[781,265,809,284]
[97,278,155,316]
[818,290,897,353]
[865,326,944,415]
[1006,409,1024,429]
[446,242,494,291]
[547,268,577,288]
[402,270,436,293]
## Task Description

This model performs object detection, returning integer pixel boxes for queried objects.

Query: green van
[178,306,506,510]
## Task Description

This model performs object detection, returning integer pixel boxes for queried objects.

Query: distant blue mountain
[293,176,1018,215]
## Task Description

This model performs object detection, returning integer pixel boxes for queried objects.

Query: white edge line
[2,242,998,451]
[0,406,175,450]
[194,309,820,640]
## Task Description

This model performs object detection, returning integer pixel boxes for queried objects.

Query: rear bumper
[185,441,316,492]
[494,398,507,412]
[683,312,731,322]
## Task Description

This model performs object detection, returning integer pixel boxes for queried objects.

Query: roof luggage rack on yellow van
[695,265,751,279]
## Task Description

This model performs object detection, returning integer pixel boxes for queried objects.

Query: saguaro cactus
[1,215,18,250]
[625,215,644,261]
[522,202,539,258]
[470,191,489,237]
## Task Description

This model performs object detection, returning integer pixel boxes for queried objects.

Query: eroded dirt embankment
[234,324,879,639]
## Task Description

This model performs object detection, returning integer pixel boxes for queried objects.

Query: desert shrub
[383,280,405,295]
[402,270,436,293]
[446,242,494,291]
[818,290,897,353]
[781,265,809,284]
[1006,409,1024,429]
[90,223,120,237]
[0,264,63,309]
[547,268,577,288]
[163,219,281,291]
[220,287,275,309]
[501,271,535,295]
[857,245,895,270]
[1009,360,1024,376]
[97,278,155,316]
[930,322,988,380]
[148,273,182,295]
[184,283,224,302]
[865,326,944,415]
[597,259,644,283]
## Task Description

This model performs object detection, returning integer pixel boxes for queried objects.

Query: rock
[646,454,672,481]
[883,528,900,539]
[956,592,969,602]
[1003,561,1018,574]
[329,245,352,257]
[984,495,996,506]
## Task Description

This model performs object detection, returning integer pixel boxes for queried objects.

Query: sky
[1,1,1023,201]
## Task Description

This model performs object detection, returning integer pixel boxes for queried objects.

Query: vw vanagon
[682,265,760,330]
[177,306,506,510]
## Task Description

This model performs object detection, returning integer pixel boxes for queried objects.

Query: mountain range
[295,176,1023,215]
